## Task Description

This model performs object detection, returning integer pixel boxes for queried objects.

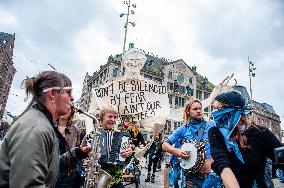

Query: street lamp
[120,0,137,54]
[248,56,256,101]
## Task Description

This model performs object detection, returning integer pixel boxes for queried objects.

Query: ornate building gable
[164,59,195,87]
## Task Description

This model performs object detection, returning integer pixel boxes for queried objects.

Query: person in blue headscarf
[163,99,216,187]
[208,91,282,188]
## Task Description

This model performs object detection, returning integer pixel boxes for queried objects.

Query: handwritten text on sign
[94,79,169,121]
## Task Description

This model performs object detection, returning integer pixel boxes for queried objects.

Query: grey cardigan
[0,106,82,188]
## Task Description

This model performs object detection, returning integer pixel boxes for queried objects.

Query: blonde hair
[183,99,202,123]
[99,104,118,121]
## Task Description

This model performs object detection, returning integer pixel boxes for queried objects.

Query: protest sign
[92,77,170,123]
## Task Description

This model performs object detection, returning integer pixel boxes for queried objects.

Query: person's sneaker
[145,174,151,182]
[151,175,155,183]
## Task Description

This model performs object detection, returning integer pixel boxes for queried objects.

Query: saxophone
[73,106,112,188]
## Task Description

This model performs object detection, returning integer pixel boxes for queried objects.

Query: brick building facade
[0,32,16,120]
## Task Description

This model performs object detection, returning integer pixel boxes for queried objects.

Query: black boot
[145,173,151,182]
[151,174,155,183]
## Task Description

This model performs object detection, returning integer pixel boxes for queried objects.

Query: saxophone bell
[97,169,113,188]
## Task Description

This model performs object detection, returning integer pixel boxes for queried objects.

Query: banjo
[179,140,207,173]
[179,121,207,174]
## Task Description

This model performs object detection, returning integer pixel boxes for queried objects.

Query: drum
[179,140,207,174]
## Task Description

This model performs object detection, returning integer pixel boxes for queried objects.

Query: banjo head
[180,143,198,170]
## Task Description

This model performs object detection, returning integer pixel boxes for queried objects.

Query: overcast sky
[1,0,283,128]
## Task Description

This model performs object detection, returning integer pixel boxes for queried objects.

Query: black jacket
[209,125,282,188]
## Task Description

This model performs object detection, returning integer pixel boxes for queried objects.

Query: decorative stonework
[122,48,147,78]
[172,61,191,86]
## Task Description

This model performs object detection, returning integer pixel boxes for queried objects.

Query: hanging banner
[92,77,170,123]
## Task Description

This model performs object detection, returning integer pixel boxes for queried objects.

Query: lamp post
[120,0,136,54]
[248,56,256,101]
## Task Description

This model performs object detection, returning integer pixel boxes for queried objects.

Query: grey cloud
[1,0,283,126]
[191,0,284,60]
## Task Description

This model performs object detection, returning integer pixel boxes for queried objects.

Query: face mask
[211,110,221,119]
[211,108,236,128]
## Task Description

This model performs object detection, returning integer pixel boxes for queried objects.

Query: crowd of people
[0,70,283,188]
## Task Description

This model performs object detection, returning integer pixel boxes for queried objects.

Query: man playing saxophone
[98,104,133,188]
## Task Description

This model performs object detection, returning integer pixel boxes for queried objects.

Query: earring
[51,99,55,103]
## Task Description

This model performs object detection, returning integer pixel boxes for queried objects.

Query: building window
[122,67,125,76]
[196,90,202,100]
[176,86,183,94]
[174,96,185,106]
[181,98,185,106]
[168,71,173,79]
[204,92,210,100]
[166,120,171,133]
[167,82,174,90]
[177,74,184,85]
[204,107,209,116]
[112,68,118,77]
[186,86,193,96]
[175,96,178,105]
[168,94,172,104]
[149,59,155,66]
[189,77,193,84]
